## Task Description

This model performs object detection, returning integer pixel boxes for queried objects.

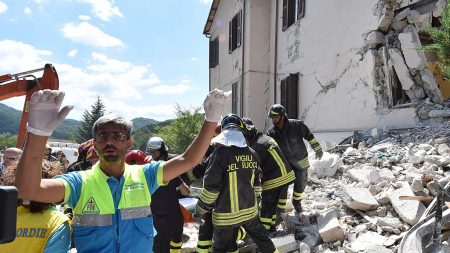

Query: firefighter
[148,137,190,253]
[196,114,278,253]
[242,117,295,233]
[266,104,323,214]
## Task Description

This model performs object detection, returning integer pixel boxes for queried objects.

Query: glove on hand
[315,150,323,160]
[203,89,231,123]
[27,89,73,136]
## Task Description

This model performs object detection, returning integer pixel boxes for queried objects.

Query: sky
[0,0,213,121]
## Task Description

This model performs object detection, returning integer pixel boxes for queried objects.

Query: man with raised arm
[15,89,229,253]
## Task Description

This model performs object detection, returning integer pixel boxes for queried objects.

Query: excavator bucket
[0,64,59,147]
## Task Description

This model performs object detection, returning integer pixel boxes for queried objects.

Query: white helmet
[146,137,168,153]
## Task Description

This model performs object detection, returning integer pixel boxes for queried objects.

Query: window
[209,38,219,68]
[232,82,239,114]
[229,11,242,53]
[280,73,299,118]
[282,0,305,31]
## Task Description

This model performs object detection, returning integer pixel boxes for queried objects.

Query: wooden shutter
[228,21,232,53]
[282,0,288,30]
[297,0,305,20]
[209,39,215,68]
[280,78,287,109]
[209,39,219,68]
[288,74,299,119]
[214,39,219,67]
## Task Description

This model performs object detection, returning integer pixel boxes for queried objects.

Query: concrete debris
[388,182,426,225]
[388,48,415,90]
[406,10,421,24]
[317,209,345,243]
[341,185,380,211]
[181,126,450,253]
[398,26,428,72]
[433,0,447,17]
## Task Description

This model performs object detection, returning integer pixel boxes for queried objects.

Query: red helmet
[125,150,148,165]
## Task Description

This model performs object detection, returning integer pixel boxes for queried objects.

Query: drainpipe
[274,0,279,104]
[240,0,246,116]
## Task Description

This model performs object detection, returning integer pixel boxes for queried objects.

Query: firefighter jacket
[267,118,322,166]
[197,145,261,228]
[249,132,295,191]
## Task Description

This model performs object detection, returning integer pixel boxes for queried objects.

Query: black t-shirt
[151,176,182,217]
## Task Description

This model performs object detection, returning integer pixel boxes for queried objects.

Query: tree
[75,96,105,143]
[424,2,450,79]
[155,104,204,154]
[0,133,17,150]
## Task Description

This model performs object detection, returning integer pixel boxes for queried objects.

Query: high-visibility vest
[0,205,69,253]
[71,163,154,252]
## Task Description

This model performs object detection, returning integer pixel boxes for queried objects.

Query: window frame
[282,0,305,31]
[229,10,242,53]
[280,73,299,118]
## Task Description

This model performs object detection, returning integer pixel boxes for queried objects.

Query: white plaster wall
[274,0,419,132]
[208,0,243,114]
[243,0,272,129]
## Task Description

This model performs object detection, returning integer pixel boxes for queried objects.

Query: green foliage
[132,117,159,130]
[423,2,450,79]
[155,104,204,154]
[131,120,171,151]
[75,96,105,143]
[0,133,18,149]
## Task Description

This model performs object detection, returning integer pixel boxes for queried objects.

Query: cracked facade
[204,0,449,134]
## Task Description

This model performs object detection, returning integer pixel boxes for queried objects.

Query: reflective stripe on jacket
[197,146,261,227]
[250,133,295,191]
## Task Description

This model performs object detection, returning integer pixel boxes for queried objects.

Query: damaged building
[203,0,450,135]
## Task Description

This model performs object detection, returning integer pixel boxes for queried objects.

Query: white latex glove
[203,89,231,123]
[26,89,73,136]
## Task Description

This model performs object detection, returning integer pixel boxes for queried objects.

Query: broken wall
[274,0,419,132]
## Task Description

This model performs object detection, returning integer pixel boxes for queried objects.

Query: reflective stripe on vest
[73,163,152,226]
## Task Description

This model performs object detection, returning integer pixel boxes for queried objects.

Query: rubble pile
[290,120,450,252]
[181,121,450,253]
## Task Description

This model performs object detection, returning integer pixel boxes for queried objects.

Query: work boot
[292,200,303,214]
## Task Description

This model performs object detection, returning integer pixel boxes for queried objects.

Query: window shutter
[229,21,232,53]
[237,10,242,48]
[209,39,219,68]
[288,74,299,119]
[280,78,287,109]
[214,39,219,67]
[282,0,288,30]
[209,40,215,68]
[297,0,305,20]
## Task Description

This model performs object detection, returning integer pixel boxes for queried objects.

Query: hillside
[0,103,159,141]
[132,117,159,130]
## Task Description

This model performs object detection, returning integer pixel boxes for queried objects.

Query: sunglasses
[95,132,127,142]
